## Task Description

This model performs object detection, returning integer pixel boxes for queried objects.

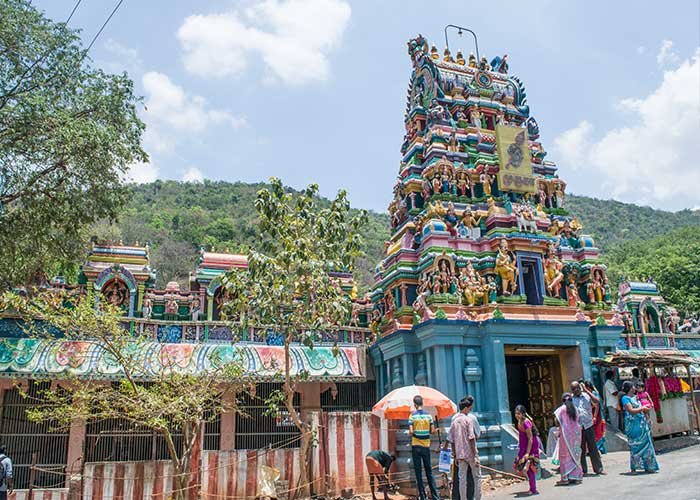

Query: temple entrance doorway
[505,346,570,444]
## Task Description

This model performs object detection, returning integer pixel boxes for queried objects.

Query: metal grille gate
[235,383,301,449]
[320,381,376,411]
[84,412,220,463]
[0,382,69,489]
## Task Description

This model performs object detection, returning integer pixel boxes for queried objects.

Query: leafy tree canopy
[1,290,247,500]
[222,178,367,496]
[105,181,699,297]
[605,226,700,314]
[0,0,146,288]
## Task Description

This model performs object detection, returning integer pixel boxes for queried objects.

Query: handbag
[438,449,452,473]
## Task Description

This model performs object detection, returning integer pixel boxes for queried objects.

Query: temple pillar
[219,388,236,451]
[298,382,321,422]
[489,339,511,425]
[400,284,408,307]
[65,418,86,494]
[199,288,206,320]
[128,290,136,317]
[207,294,214,321]
[136,283,145,315]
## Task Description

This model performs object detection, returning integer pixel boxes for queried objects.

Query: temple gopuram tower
[369,35,623,467]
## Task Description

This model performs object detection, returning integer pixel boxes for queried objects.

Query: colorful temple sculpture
[617,278,680,345]
[190,249,248,320]
[369,35,625,468]
[79,242,155,317]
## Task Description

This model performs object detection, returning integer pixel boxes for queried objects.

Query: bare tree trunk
[283,337,311,499]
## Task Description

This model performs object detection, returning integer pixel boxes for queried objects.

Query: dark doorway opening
[521,260,543,305]
[505,353,562,446]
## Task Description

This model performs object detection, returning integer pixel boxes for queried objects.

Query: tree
[150,239,198,289]
[0,0,147,288]
[2,290,247,500]
[605,226,700,315]
[223,178,367,497]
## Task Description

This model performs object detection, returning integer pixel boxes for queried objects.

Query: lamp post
[444,24,480,63]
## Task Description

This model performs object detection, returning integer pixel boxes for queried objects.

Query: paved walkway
[486,446,700,500]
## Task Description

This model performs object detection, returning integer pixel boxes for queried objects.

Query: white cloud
[99,39,144,76]
[127,161,159,183]
[177,0,351,85]
[637,46,646,55]
[552,120,592,170]
[142,71,246,132]
[554,49,700,210]
[182,166,204,183]
[657,39,680,67]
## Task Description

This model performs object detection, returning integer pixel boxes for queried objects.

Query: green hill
[564,194,700,250]
[100,181,699,296]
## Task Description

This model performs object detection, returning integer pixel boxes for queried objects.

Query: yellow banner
[495,125,536,193]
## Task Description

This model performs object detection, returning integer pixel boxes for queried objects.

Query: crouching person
[365,450,396,500]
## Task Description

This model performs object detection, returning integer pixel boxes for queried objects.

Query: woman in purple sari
[554,393,583,485]
[513,404,540,495]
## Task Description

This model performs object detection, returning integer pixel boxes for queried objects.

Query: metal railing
[0,316,370,345]
[125,319,370,345]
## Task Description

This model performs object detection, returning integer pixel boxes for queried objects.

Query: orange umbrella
[372,384,457,420]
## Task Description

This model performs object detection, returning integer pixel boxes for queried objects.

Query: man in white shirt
[0,446,13,500]
[603,370,619,431]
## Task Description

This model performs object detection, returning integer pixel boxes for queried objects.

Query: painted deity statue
[349,302,361,326]
[142,297,152,319]
[385,293,396,319]
[543,245,565,297]
[444,202,459,235]
[437,260,452,294]
[456,171,471,197]
[190,299,200,321]
[441,164,452,193]
[566,281,580,307]
[165,297,178,316]
[495,239,518,296]
[554,184,565,208]
[586,281,596,304]
[480,172,493,197]
[470,107,482,129]
[459,207,482,239]
[487,276,497,304]
[422,178,431,201]
[431,173,442,194]
[459,268,474,306]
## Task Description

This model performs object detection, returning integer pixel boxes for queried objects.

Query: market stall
[592,350,700,438]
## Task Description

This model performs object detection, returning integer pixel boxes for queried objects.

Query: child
[635,381,653,424]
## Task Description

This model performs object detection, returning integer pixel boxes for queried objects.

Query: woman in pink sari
[554,393,583,485]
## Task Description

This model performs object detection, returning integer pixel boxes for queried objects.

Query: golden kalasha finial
[443,48,453,63]
[456,50,465,65]
[468,52,477,68]
[430,45,439,60]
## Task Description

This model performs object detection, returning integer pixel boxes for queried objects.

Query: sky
[35,0,700,213]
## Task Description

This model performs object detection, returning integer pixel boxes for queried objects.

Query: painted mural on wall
[0,338,364,381]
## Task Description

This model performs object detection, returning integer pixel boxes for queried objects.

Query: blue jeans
[412,445,439,500]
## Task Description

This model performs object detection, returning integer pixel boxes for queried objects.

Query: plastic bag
[438,449,452,473]
[258,465,281,498]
